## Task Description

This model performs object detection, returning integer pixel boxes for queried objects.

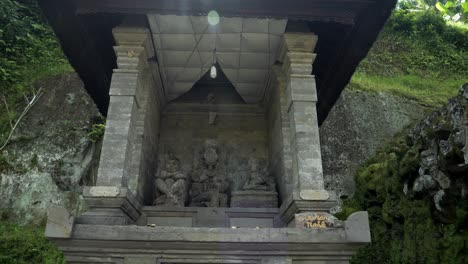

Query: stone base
[230,190,278,208]
[46,210,371,264]
[79,186,142,225]
[47,188,370,263]
[279,190,338,225]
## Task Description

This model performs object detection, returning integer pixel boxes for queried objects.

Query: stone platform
[46,207,370,264]
[139,206,282,228]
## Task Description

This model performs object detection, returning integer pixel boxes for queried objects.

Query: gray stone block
[231,191,278,208]
[345,211,371,243]
[125,257,157,264]
[45,207,74,238]
[147,216,193,227]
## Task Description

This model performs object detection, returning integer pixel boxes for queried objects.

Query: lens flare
[207,10,220,26]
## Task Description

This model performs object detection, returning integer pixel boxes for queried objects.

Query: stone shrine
[40,0,398,263]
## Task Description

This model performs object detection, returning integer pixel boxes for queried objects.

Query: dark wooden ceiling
[38,0,397,125]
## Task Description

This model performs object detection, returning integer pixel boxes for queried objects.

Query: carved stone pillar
[82,27,154,224]
[278,33,337,225]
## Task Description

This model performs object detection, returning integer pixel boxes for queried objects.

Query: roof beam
[71,0,371,24]
[316,0,397,124]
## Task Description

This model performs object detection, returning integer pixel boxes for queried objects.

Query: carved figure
[190,139,229,207]
[242,158,275,191]
[153,153,187,206]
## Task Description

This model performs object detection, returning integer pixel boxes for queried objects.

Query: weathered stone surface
[0,73,100,225]
[299,189,330,201]
[231,191,278,208]
[413,174,437,193]
[143,206,281,228]
[241,158,275,192]
[433,170,451,189]
[406,86,467,222]
[45,207,74,238]
[153,152,188,207]
[320,89,429,199]
[47,209,370,263]
[189,139,229,207]
[159,106,269,207]
[85,186,121,197]
[294,212,337,228]
[433,189,445,212]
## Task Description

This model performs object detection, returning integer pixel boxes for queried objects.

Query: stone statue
[190,139,229,207]
[242,157,275,191]
[153,152,187,207]
[230,157,278,208]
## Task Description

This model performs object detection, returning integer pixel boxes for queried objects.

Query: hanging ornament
[210,64,217,79]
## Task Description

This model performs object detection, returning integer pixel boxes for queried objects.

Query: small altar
[41,1,383,262]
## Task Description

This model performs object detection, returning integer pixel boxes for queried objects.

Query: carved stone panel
[189,139,229,207]
[153,152,188,207]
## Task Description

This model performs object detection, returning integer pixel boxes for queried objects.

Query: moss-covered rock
[0,73,102,225]
[338,85,468,263]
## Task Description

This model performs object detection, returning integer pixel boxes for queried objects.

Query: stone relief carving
[153,152,188,206]
[190,139,229,207]
[230,157,278,208]
[242,157,276,191]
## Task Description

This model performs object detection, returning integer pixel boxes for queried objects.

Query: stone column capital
[112,27,154,71]
[112,26,151,48]
[279,33,318,76]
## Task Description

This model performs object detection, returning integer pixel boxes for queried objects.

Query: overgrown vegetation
[352,8,468,107]
[0,0,73,147]
[0,221,65,264]
[87,116,106,142]
[337,91,468,263]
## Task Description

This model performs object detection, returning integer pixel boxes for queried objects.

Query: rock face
[0,73,101,225]
[320,89,429,199]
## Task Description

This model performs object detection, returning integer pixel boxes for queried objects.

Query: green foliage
[0,0,73,147]
[337,113,468,263]
[87,116,106,142]
[353,9,467,107]
[0,221,66,264]
[435,1,468,22]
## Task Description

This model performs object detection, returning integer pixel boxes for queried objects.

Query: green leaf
[444,1,454,9]
[462,2,468,13]
[436,2,448,13]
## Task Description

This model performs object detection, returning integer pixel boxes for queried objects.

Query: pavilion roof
[38,0,397,124]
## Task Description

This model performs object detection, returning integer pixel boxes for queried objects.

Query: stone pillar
[82,27,154,225]
[278,33,337,225]
[96,27,152,187]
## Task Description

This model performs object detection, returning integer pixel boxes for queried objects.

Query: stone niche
[46,27,371,264]
[155,69,278,208]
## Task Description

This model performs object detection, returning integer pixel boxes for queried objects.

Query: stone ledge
[231,191,278,208]
[48,213,369,263]
[47,209,370,263]
[79,187,142,225]
[141,206,282,228]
